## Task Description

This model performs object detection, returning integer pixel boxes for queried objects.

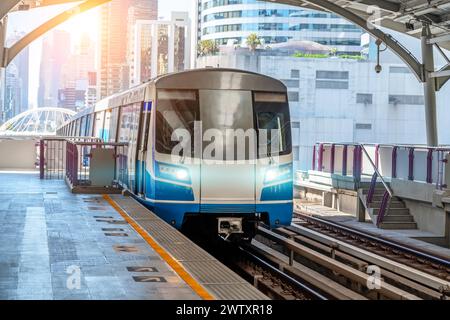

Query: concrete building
[131,12,191,85]
[98,0,158,99]
[197,49,450,171]
[196,0,362,54]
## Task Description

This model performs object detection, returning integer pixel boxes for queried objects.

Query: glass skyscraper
[197,0,363,54]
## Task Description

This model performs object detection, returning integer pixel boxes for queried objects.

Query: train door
[199,90,256,208]
[136,101,152,197]
[127,103,142,193]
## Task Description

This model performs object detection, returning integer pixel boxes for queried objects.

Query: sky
[6,0,194,108]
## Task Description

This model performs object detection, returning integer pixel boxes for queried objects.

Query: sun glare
[59,7,100,42]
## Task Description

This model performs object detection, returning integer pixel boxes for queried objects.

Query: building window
[291,69,300,78]
[288,92,299,102]
[356,93,373,104]
[389,66,410,74]
[282,79,299,88]
[291,122,300,129]
[389,95,424,105]
[316,70,349,80]
[355,123,372,130]
[316,70,349,89]
[316,80,348,89]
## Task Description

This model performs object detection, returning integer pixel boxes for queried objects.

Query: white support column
[421,25,438,147]
[0,16,7,124]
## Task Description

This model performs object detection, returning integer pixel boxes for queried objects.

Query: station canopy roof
[0,108,76,137]
[280,0,450,50]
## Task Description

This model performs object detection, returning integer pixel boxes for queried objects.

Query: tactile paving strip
[109,195,268,300]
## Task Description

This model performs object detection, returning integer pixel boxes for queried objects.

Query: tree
[246,33,261,52]
[198,40,217,56]
[329,47,338,56]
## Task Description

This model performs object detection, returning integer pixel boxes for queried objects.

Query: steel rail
[294,211,450,268]
[237,245,328,300]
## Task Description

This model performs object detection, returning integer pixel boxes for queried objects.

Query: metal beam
[4,0,111,68]
[1,1,20,20]
[1,1,83,19]
[350,0,401,13]
[284,0,425,82]
[430,69,450,78]
[427,33,450,44]
[435,64,450,90]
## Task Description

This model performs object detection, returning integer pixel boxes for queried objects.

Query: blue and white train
[58,68,293,240]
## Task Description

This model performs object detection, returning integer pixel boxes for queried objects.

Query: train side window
[155,90,199,155]
[69,122,75,136]
[254,92,292,157]
[80,116,87,137]
[86,114,93,137]
[118,105,133,143]
[103,110,112,141]
[75,118,81,137]
[94,111,105,139]
[108,107,120,142]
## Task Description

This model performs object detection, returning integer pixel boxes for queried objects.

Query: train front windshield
[155,89,291,159]
[254,92,292,157]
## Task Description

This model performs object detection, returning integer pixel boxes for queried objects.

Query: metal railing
[40,137,105,180]
[65,140,128,188]
[39,137,68,180]
[313,142,450,191]
[360,145,393,226]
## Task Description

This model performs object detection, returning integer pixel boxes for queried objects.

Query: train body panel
[58,68,293,240]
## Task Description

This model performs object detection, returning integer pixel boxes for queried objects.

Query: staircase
[359,185,417,230]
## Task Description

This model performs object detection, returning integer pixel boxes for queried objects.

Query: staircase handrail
[360,144,393,198]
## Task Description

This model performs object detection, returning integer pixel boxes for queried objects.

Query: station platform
[295,200,450,260]
[0,172,267,300]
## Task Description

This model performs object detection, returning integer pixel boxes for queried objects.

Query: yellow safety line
[103,194,214,301]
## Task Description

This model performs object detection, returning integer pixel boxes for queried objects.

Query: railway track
[250,214,450,300]
[193,236,326,300]
[233,245,327,300]
[190,210,450,300]
[293,210,450,282]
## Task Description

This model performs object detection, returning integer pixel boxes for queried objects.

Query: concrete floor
[0,172,200,300]
[296,201,450,260]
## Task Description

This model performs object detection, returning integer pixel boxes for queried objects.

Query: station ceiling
[278,0,450,50]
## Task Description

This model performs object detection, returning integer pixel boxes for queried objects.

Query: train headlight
[175,169,189,181]
[158,163,190,183]
[264,165,292,184]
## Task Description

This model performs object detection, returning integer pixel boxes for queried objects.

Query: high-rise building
[58,80,87,112]
[85,72,98,108]
[38,30,71,108]
[62,33,96,89]
[3,64,21,123]
[127,0,159,88]
[132,12,191,85]
[0,31,29,124]
[197,0,362,54]
[59,33,96,112]
[99,0,158,99]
